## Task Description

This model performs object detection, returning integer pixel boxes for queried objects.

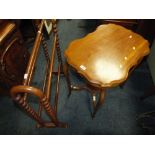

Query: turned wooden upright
[64,24,150,118]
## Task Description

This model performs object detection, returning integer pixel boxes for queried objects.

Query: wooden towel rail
[10,19,67,128]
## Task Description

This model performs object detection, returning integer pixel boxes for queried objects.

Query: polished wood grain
[65,24,150,88]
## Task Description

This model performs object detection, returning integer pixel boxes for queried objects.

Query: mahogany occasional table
[64,24,150,118]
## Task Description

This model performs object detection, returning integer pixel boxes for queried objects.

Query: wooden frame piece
[10,19,67,128]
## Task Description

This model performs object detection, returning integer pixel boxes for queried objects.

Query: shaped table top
[65,24,150,88]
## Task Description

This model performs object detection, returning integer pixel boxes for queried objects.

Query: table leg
[92,89,106,118]
[64,63,106,118]
[70,84,106,118]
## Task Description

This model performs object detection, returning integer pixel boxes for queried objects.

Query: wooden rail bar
[54,63,61,113]
[37,62,49,118]
[44,34,57,101]
[23,20,44,86]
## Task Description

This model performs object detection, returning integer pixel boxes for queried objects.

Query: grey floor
[0,19,155,135]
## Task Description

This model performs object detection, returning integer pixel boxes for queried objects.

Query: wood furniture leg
[64,64,106,118]
[54,63,61,112]
[68,83,106,118]
[41,35,50,64]
[52,20,64,73]
[92,89,106,118]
